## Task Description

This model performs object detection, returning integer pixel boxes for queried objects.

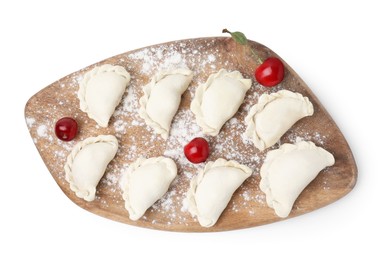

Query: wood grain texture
[24,37,357,232]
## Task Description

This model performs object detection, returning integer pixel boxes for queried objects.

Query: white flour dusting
[37,125,47,137]
[163,109,204,168]
[288,131,326,146]
[113,119,126,134]
[26,117,36,127]
[26,38,330,228]
[128,48,188,74]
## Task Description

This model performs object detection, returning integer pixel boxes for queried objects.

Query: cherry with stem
[222,28,284,87]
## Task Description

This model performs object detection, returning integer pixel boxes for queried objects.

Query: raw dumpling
[139,68,193,139]
[187,158,252,227]
[120,157,177,221]
[260,141,335,218]
[245,90,314,151]
[191,69,252,136]
[78,64,130,127]
[64,135,118,202]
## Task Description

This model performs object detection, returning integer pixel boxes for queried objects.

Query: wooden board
[24,37,357,232]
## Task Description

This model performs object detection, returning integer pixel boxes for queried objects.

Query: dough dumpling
[187,158,252,227]
[64,135,118,201]
[139,68,193,139]
[245,90,314,151]
[78,64,130,127]
[260,141,335,218]
[191,69,251,136]
[120,157,177,221]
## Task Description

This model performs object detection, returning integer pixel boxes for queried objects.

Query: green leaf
[230,31,248,45]
[222,28,262,63]
[222,29,248,45]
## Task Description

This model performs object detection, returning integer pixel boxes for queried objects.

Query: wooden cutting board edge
[24,36,358,232]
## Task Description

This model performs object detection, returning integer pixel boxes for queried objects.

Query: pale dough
[78,64,130,127]
[191,69,252,136]
[260,141,335,218]
[64,135,118,202]
[139,68,193,139]
[187,158,252,227]
[120,157,177,221]
[245,90,314,151]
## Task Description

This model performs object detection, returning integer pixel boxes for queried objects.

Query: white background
[1,0,390,258]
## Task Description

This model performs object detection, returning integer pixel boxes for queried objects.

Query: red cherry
[184,137,210,164]
[255,57,284,87]
[55,117,78,141]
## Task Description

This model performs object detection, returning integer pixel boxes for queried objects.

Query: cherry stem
[222,28,263,64]
[251,48,263,64]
